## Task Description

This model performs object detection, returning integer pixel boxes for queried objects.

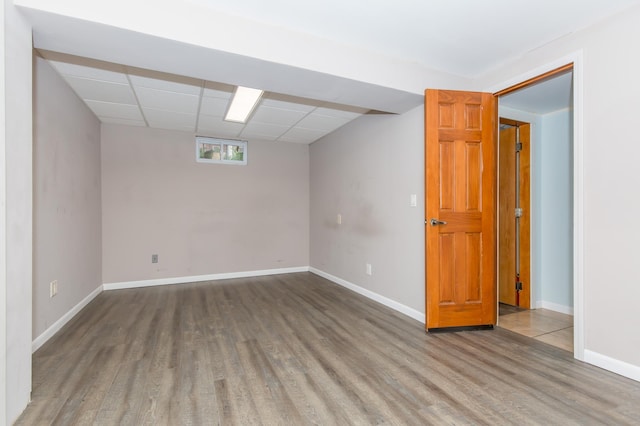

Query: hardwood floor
[17,273,640,424]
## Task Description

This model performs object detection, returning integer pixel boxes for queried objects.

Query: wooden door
[498,121,531,308]
[425,89,497,330]
[499,126,517,306]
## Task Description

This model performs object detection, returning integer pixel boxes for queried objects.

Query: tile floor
[498,305,574,352]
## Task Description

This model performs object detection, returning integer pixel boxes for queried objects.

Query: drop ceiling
[43,53,367,144]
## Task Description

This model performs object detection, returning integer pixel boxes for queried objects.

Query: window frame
[195,136,248,165]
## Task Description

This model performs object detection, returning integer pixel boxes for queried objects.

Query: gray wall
[310,107,425,317]
[101,125,309,284]
[33,56,102,339]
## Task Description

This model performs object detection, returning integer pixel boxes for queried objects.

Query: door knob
[430,218,447,226]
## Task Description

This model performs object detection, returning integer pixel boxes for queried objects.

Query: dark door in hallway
[498,120,531,308]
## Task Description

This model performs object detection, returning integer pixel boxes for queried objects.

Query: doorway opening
[495,65,575,353]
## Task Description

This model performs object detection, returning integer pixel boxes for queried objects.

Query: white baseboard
[103,266,310,291]
[32,284,103,353]
[584,349,640,382]
[539,300,574,315]
[309,267,425,324]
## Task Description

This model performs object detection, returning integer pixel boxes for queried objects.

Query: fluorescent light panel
[224,86,263,123]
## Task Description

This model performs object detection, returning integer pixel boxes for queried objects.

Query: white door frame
[485,50,585,361]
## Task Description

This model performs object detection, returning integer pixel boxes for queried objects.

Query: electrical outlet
[50,280,58,298]
[152,254,158,263]
[366,263,372,276]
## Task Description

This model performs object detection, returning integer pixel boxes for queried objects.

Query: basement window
[196,136,247,165]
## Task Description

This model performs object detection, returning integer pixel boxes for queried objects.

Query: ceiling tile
[251,105,307,127]
[129,74,201,95]
[203,87,233,100]
[84,100,144,121]
[134,86,200,114]
[64,76,137,105]
[294,113,350,132]
[197,115,244,138]
[200,97,229,117]
[48,61,128,84]
[100,117,147,127]
[278,127,327,144]
[240,122,289,140]
[143,108,196,131]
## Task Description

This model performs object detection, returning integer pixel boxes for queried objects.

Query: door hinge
[515,142,523,152]
[515,207,523,218]
[515,281,523,292]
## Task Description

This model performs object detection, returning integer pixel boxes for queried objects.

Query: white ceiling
[43,53,367,144]
[18,0,640,141]
[501,71,573,115]
[185,0,639,77]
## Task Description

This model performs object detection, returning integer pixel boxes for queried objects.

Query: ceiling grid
[46,56,367,144]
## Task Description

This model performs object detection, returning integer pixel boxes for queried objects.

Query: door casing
[482,55,583,360]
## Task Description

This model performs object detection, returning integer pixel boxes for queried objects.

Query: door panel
[425,89,497,330]
[440,142,455,210]
[465,232,482,302]
[466,142,482,210]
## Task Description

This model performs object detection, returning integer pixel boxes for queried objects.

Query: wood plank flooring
[17,272,640,425]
